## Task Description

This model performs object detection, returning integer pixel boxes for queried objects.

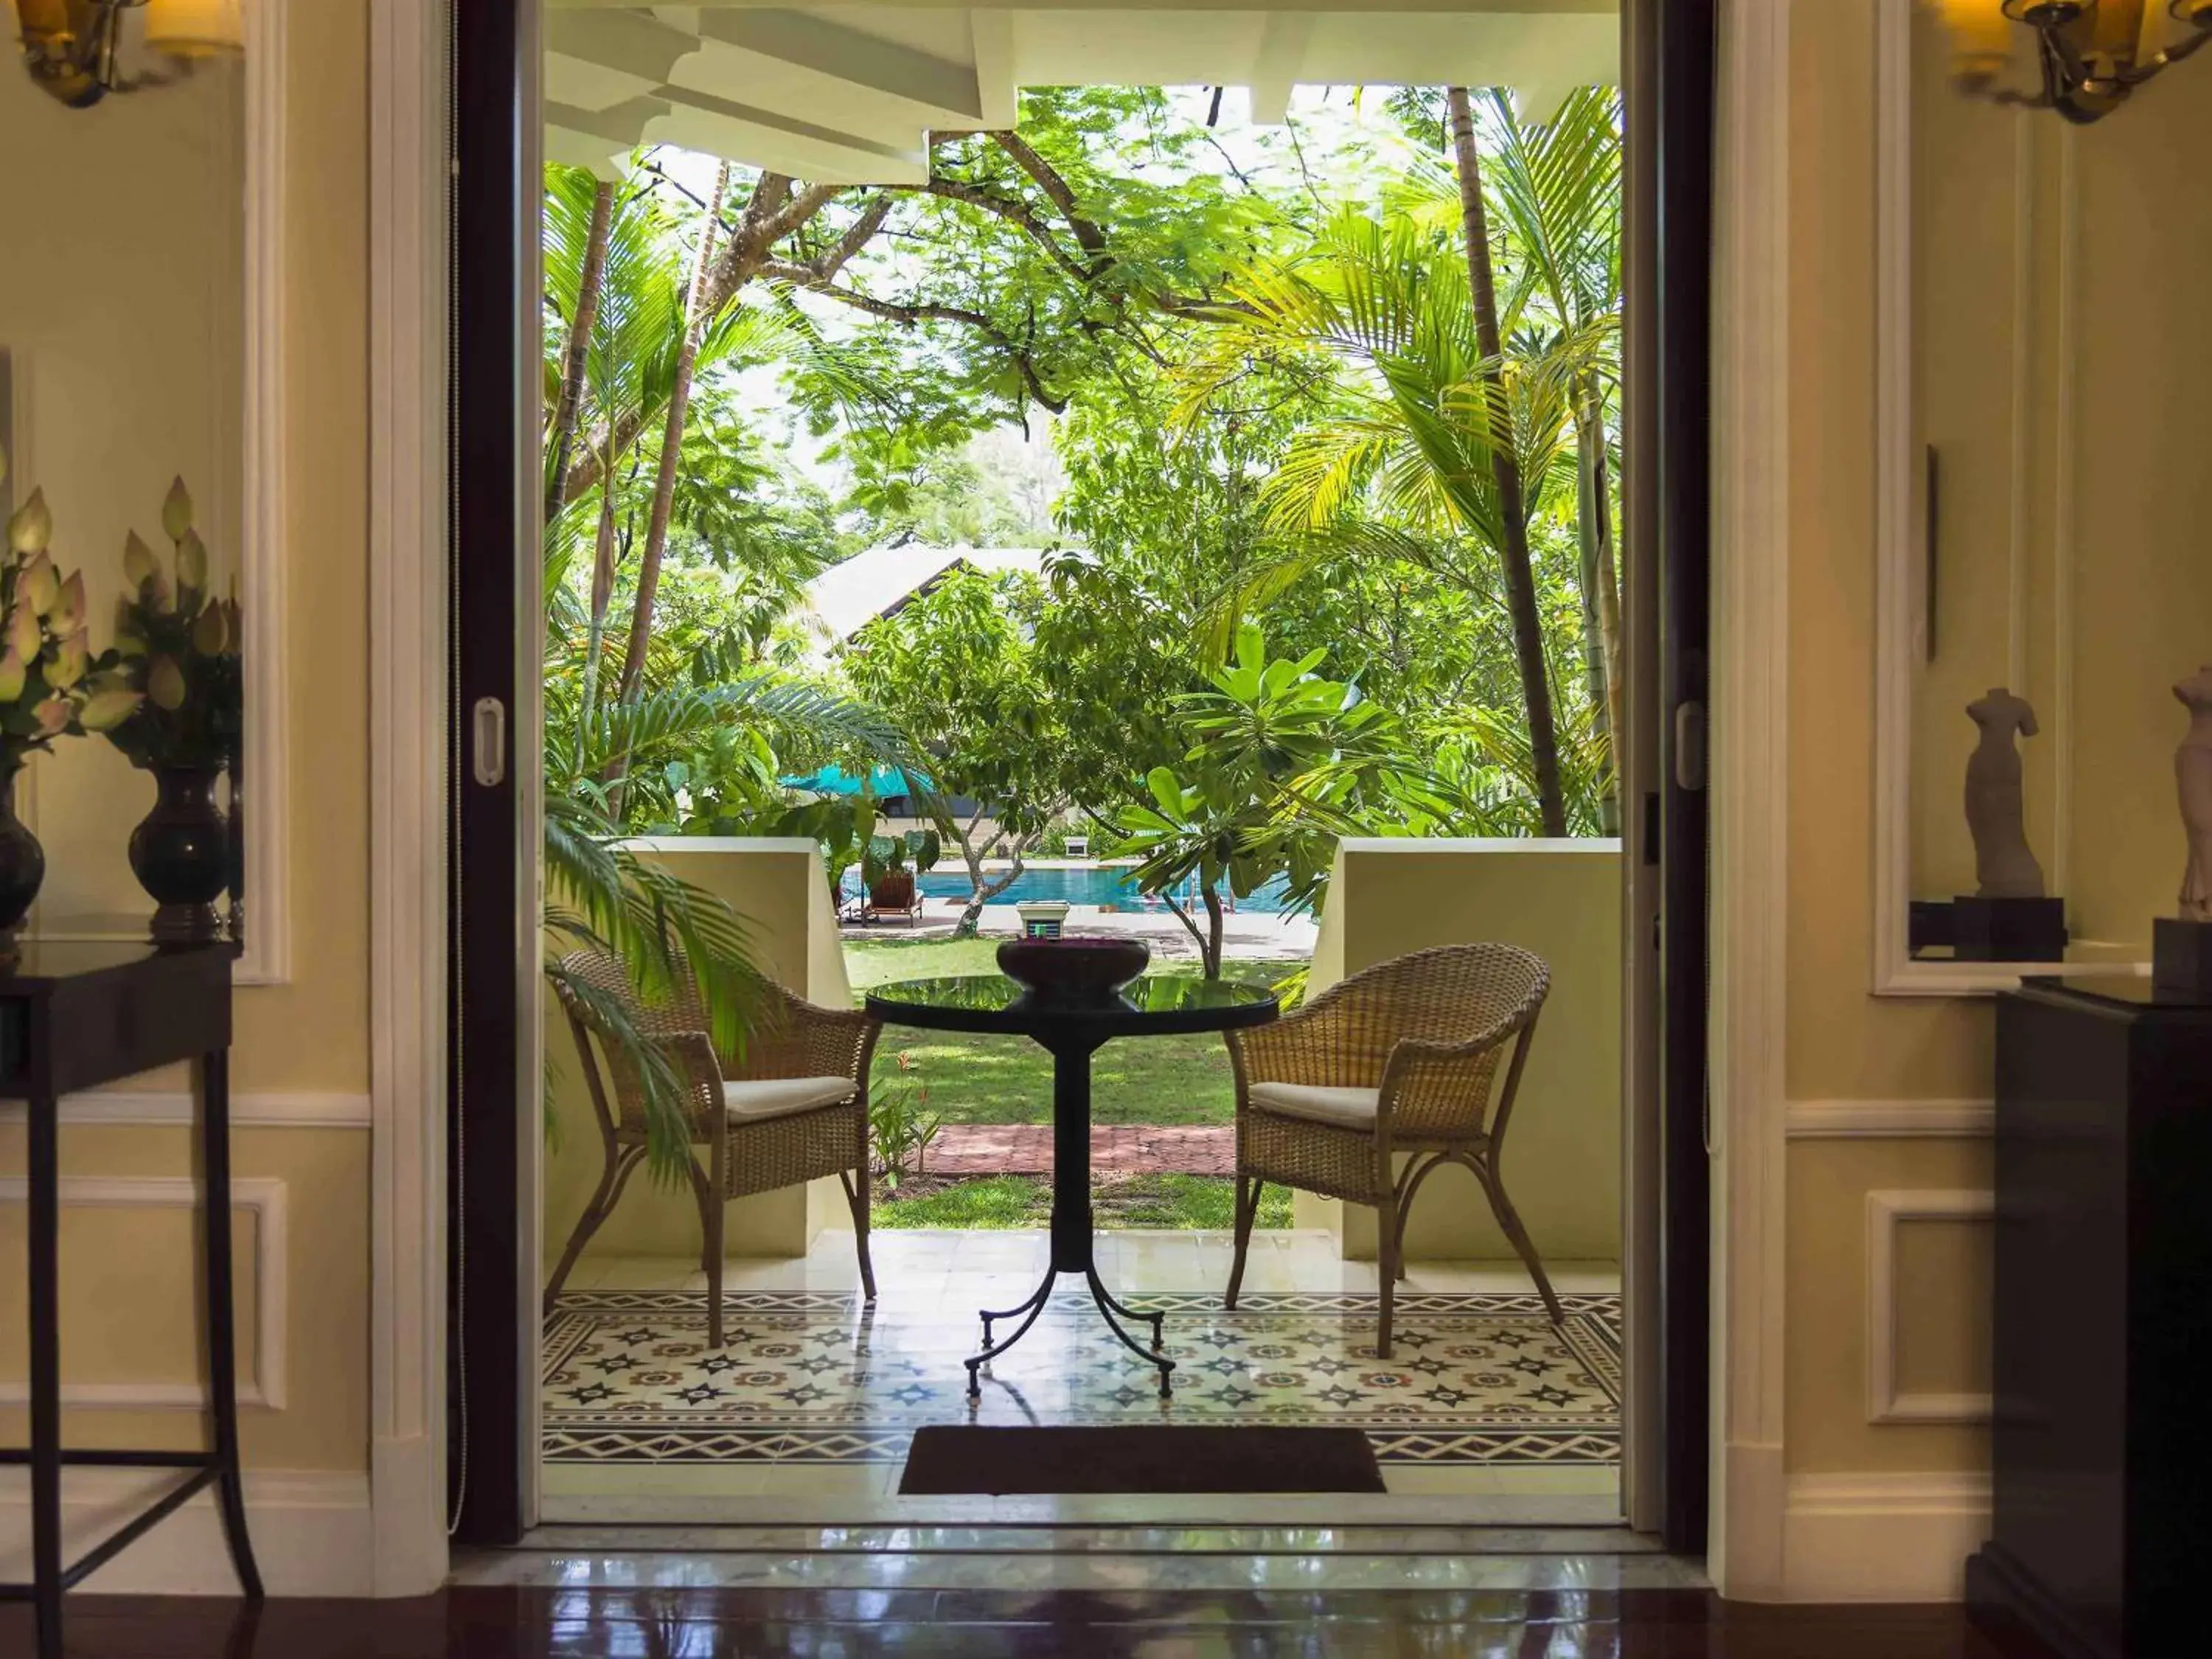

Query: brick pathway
[925,1123,1234,1177]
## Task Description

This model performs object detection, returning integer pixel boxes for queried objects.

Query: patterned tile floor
[543,1287,1621,1469]
[541,1232,1624,1522]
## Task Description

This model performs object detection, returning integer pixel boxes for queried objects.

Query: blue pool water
[848,863,1295,914]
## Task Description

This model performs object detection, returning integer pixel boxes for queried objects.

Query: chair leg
[703,1178,728,1349]
[1374,1193,1398,1360]
[1225,1175,1262,1310]
[1476,1158,1565,1324]
[841,1169,877,1302]
[541,1146,644,1317]
[1392,1154,1447,1284]
[686,1159,716,1276]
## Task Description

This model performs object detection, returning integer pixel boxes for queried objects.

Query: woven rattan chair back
[551,946,721,1141]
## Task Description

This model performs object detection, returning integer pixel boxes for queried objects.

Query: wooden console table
[0,943,262,1659]
[1969,975,2212,1659]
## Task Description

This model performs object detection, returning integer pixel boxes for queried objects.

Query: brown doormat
[897,1425,1387,1496]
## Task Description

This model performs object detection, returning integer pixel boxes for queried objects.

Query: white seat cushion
[723,1076,856,1123]
[1247,1082,1380,1130]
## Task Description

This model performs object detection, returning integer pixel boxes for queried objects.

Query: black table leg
[197,1050,263,1599]
[27,1090,61,1659]
[962,1036,1175,1399]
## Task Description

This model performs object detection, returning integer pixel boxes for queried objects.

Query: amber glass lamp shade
[143,0,241,58]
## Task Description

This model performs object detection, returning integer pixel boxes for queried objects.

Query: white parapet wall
[1301,838,1623,1267]
[542,838,854,1267]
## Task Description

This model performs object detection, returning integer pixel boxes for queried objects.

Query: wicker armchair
[1225,942,1558,1357]
[546,948,881,1345]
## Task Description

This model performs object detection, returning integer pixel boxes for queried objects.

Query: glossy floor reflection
[1,1587,2034,1657]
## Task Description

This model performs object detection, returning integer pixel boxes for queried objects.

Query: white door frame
[368,0,453,1599]
[359,0,1797,1594]
[1706,0,1792,1601]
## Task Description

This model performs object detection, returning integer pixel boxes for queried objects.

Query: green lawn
[848,938,1305,1131]
[873,1173,1295,1231]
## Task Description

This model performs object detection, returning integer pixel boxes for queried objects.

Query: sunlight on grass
[849,938,1308,1131]
[873,1175,1295,1231]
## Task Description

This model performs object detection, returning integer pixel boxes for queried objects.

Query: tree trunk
[1200,884,1225,979]
[1447,85,1569,838]
[1575,386,1624,835]
[955,823,1026,938]
[560,175,841,510]
[611,162,730,715]
[546,178,613,526]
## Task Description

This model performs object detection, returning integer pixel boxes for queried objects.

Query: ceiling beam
[1246,13,1315,125]
[967,9,1018,131]
[647,80,929,184]
[692,7,982,123]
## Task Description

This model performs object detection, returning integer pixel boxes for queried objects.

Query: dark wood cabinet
[1968,977,2212,1659]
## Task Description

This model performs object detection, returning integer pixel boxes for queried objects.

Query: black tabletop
[0,940,237,992]
[866,973,1279,1039]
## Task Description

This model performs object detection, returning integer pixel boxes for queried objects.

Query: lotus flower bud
[113,595,147,657]
[7,488,52,555]
[177,529,208,594]
[124,531,161,591]
[21,553,57,617]
[192,599,228,656]
[7,601,39,664]
[78,686,144,732]
[32,697,71,737]
[0,647,24,703]
[161,478,194,543]
[148,654,187,711]
[48,631,88,690]
[49,571,85,635]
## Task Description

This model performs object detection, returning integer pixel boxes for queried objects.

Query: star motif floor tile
[543,1289,1621,1467]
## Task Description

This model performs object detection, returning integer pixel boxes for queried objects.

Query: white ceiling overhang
[546,2,1621,181]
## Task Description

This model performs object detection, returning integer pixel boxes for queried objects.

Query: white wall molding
[1784,1098,1996,1139]
[0,1091,371,1129]
[1710,0,1792,1601]
[368,0,452,1601]
[0,1469,370,1597]
[1783,1472,1993,1602]
[0,1176,287,1411]
[236,0,293,986]
[1865,1188,1994,1426]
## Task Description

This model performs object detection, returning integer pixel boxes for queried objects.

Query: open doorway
[452,0,1705,1544]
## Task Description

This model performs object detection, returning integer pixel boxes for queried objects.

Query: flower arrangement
[0,484,132,774]
[96,479,242,773]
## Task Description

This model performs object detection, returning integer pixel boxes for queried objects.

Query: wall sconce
[8,0,241,110]
[1935,1,2212,121]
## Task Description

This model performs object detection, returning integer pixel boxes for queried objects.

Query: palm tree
[1179,209,1594,833]
[1444,83,1566,838]
[1408,89,1624,830]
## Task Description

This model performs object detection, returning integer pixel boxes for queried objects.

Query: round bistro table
[863,973,1278,1398]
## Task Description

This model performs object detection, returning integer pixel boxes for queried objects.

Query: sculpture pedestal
[2154,917,2212,995]
[1953,896,2066,962]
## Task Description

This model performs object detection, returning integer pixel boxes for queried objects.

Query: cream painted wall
[1905,5,2212,956]
[1775,0,2212,1503]
[0,0,375,1517]
[1299,839,1621,1265]
[542,841,858,1265]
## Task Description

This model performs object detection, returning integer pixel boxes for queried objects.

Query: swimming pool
[846,863,1295,914]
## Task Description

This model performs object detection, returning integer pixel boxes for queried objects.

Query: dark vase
[0,760,44,942]
[128,765,232,945]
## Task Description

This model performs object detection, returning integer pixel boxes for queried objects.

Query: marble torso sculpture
[2177,666,2212,922]
[1966,688,2045,900]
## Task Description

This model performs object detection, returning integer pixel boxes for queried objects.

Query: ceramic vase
[0,759,44,943]
[128,764,231,945]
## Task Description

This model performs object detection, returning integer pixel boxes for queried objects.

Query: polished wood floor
[0,1588,2037,1657]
